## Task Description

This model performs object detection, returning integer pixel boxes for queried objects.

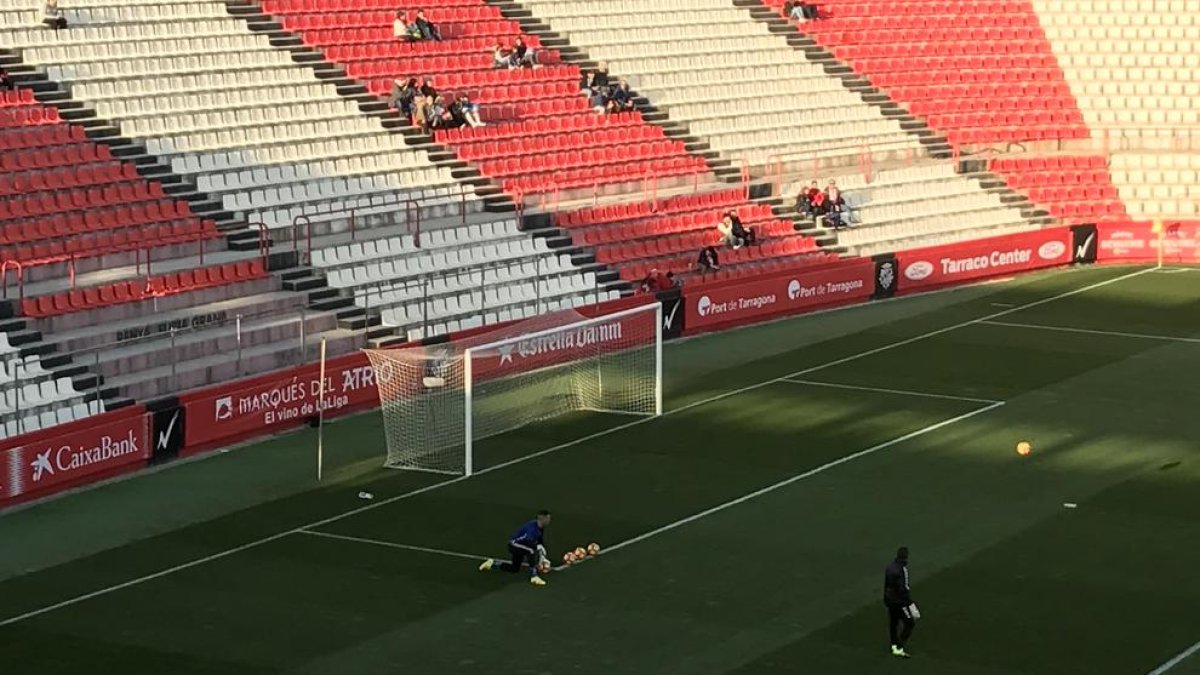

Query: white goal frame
[362,303,664,477]
[460,303,663,476]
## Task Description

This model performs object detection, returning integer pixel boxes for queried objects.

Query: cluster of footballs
[537,543,601,573]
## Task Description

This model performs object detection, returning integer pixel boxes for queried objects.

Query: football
[1017,441,1032,456]
[573,546,587,559]
[587,543,601,556]
[562,551,577,565]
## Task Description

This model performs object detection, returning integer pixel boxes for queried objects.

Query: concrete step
[43,290,312,356]
[92,310,339,396]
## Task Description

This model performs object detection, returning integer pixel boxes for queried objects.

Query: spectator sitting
[697,246,720,273]
[717,214,742,249]
[394,11,422,41]
[639,269,675,293]
[429,98,454,130]
[452,94,485,128]
[580,69,597,95]
[493,43,516,69]
[393,11,405,38]
[785,1,821,20]
[587,82,607,114]
[727,210,757,245]
[420,77,438,101]
[824,179,852,227]
[413,9,442,41]
[606,79,635,114]
[388,78,418,115]
[796,180,822,217]
[0,69,14,91]
[593,62,611,91]
[512,38,538,68]
[809,189,828,220]
[43,0,67,29]
[412,95,434,132]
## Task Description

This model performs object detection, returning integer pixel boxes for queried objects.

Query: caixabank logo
[4,416,149,501]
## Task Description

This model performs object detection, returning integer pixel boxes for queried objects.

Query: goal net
[362,303,662,476]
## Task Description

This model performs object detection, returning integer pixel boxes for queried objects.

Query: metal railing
[1,260,24,304]
[287,197,425,262]
[0,303,318,433]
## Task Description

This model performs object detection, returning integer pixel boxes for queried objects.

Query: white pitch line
[599,402,1004,557]
[1147,639,1200,675]
[778,379,1001,404]
[0,267,1151,628]
[979,320,1200,344]
[296,529,485,562]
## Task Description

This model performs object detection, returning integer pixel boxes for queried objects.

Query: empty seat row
[21,260,268,318]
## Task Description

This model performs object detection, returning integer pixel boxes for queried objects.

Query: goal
[362,303,662,476]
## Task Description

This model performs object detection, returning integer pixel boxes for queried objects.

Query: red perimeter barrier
[1097,221,1200,263]
[0,406,149,508]
[682,259,876,334]
[896,228,1072,292]
[180,352,375,453]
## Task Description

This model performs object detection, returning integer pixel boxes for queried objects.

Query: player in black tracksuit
[884,546,916,657]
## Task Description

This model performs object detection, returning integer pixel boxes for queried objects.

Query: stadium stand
[767,0,1092,147]
[6,2,471,237]
[513,0,921,169]
[1032,0,1200,219]
[517,0,1048,254]
[0,88,253,432]
[257,0,708,198]
[757,0,1135,229]
[256,0,829,285]
[0,10,364,415]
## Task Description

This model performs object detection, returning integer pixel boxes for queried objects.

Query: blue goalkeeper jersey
[509,520,544,552]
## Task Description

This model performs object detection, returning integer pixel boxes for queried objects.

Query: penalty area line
[1147,639,1200,675]
[778,379,1002,404]
[595,401,1005,560]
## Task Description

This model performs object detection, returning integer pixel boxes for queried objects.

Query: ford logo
[1038,241,1066,260]
[904,261,934,280]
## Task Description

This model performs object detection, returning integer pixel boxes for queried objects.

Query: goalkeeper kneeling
[479,509,552,586]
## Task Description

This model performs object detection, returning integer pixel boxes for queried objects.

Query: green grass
[2,264,1200,675]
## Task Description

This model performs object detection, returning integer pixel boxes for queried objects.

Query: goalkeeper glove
[536,544,547,557]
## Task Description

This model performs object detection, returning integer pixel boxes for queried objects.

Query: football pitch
[2,264,1200,675]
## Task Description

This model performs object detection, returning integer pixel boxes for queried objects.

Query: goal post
[363,303,663,476]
